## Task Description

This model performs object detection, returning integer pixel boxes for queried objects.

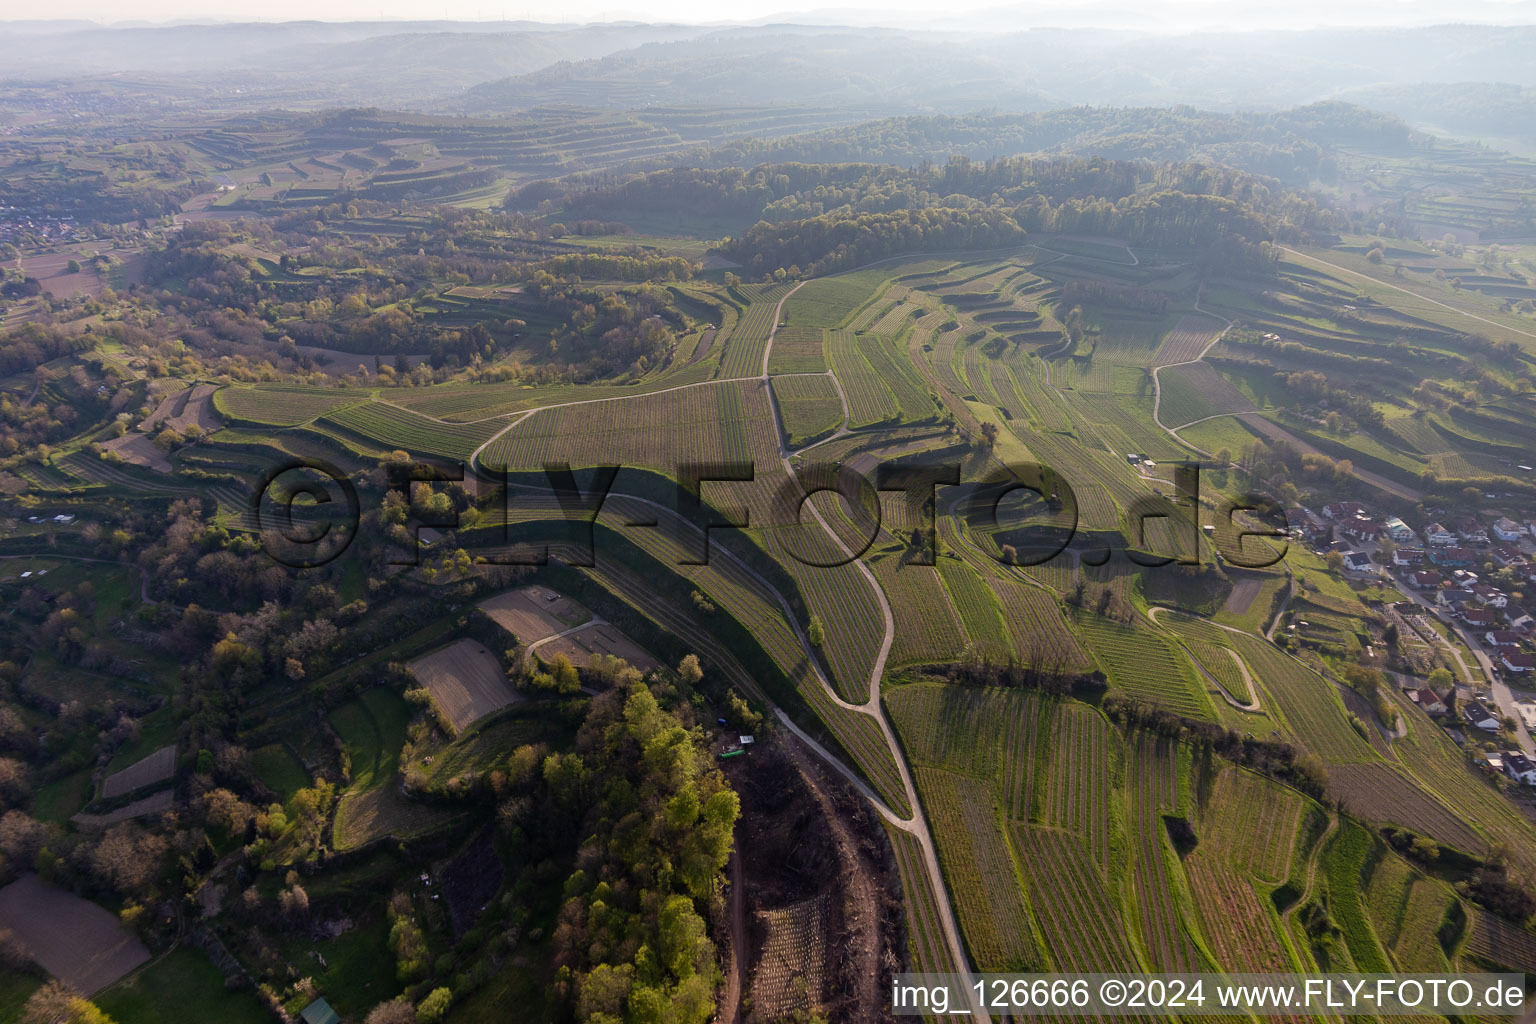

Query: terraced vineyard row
[935,558,1008,654]
[718,283,792,379]
[1328,762,1485,856]
[1201,768,1303,884]
[825,329,902,427]
[321,401,508,459]
[487,379,756,473]
[1013,826,1139,972]
[1129,734,1203,972]
[887,682,1011,779]
[854,331,936,422]
[1041,703,1118,870]
[916,765,1041,970]
[867,549,967,666]
[1153,312,1224,366]
[989,579,1090,673]
[770,540,885,703]
[1363,852,1456,971]
[766,325,828,374]
[1228,634,1378,764]
[1074,613,1213,720]
[771,374,843,448]
[883,823,970,1024]
[215,384,365,426]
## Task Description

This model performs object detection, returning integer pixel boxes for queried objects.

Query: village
[1286,496,1536,789]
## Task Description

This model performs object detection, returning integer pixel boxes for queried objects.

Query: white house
[1383,516,1417,543]
[1501,652,1536,674]
[1506,752,1536,786]
[1416,688,1448,714]
[1467,704,1502,732]
[1424,522,1457,547]
[1493,518,1527,542]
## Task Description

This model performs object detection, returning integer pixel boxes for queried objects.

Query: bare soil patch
[100,744,176,799]
[538,623,659,672]
[478,585,591,645]
[1223,577,1264,617]
[166,383,220,434]
[407,638,518,733]
[724,739,902,1024]
[0,874,150,994]
[100,433,171,474]
[139,385,190,431]
[71,789,174,828]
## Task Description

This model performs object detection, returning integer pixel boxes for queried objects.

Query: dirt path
[1150,288,1233,437]
[1279,246,1536,344]
[1146,606,1262,711]
[723,847,747,1024]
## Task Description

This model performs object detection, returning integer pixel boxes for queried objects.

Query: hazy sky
[23,0,1536,28]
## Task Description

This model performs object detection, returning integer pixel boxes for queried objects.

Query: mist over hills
[2,17,1535,150]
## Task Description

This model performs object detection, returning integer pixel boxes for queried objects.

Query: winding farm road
[1278,246,1536,344]
[463,263,990,1017]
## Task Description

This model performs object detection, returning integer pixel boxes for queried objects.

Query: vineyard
[215,384,365,426]
[1363,851,1457,971]
[1157,363,1252,427]
[1322,822,1393,971]
[915,765,1043,970]
[1039,703,1119,872]
[1128,734,1204,972]
[1327,762,1485,856]
[935,557,1008,655]
[826,329,901,428]
[321,401,509,459]
[771,373,843,448]
[486,379,758,473]
[1073,612,1213,720]
[866,549,967,666]
[766,325,828,374]
[1012,825,1140,972]
[989,579,1090,673]
[717,283,792,378]
[1152,312,1224,366]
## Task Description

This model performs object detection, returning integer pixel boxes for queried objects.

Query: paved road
[1390,580,1536,758]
